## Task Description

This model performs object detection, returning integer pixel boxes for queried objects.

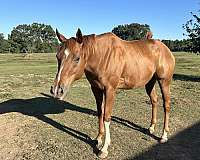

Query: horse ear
[56,29,67,43]
[76,28,83,44]
[146,31,153,40]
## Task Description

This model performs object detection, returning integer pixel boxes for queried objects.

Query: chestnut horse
[51,28,175,158]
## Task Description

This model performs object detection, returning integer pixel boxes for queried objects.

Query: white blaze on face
[57,65,64,84]
[57,49,70,85]
[64,49,70,58]
[54,49,70,96]
[54,64,64,96]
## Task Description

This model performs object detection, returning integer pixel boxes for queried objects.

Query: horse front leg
[98,87,115,159]
[91,86,105,148]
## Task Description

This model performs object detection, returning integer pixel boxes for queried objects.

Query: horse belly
[117,68,155,89]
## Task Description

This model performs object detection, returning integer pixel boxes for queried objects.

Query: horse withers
[50,28,175,159]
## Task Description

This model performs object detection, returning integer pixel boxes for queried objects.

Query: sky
[0,0,199,40]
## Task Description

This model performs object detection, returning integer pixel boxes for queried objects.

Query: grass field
[0,52,199,160]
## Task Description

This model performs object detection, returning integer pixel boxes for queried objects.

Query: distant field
[0,52,199,160]
[0,53,56,75]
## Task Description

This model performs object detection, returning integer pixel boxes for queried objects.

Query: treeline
[161,39,193,52]
[0,11,199,54]
[0,23,58,53]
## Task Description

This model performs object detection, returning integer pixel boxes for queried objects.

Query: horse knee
[103,111,112,122]
[151,96,158,105]
[104,116,111,122]
[164,99,170,112]
[165,105,170,112]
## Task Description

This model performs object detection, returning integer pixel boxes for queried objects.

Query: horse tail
[146,31,153,39]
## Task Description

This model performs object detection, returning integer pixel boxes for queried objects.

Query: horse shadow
[173,74,200,82]
[131,121,200,160]
[0,93,159,155]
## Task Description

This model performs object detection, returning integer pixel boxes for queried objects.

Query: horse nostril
[58,86,64,95]
[61,87,64,94]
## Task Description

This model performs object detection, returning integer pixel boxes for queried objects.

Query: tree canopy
[183,11,200,53]
[0,23,58,53]
[9,23,58,53]
[112,23,151,40]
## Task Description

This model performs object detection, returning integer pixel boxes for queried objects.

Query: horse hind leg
[158,79,171,143]
[145,75,158,134]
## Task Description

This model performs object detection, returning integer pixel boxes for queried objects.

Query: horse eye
[74,57,80,63]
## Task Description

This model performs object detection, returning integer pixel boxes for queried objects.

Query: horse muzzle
[50,85,68,100]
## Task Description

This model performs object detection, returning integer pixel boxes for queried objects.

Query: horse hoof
[160,137,168,143]
[98,150,108,159]
[96,140,103,149]
[93,139,103,149]
[149,127,155,134]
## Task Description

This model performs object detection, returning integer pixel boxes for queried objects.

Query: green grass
[174,52,200,76]
[0,52,199,160]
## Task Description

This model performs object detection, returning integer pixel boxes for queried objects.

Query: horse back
[85,33,175,89]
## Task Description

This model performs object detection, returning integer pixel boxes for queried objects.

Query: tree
[0,33,10,53]
[9,23,58,53]
[183,11,200,53]
[112,23,151,40]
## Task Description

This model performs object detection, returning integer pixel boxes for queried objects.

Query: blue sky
[0,0,199,40]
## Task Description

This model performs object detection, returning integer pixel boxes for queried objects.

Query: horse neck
[81,36,99,73]
[82,34,114,75]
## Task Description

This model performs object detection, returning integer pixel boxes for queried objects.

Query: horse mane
[83,34,96,43]
[82,34,96,57]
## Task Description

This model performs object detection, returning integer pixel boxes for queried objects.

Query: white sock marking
[162,129,168,140]
[149,124,155,134]
[101,121,110,153]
